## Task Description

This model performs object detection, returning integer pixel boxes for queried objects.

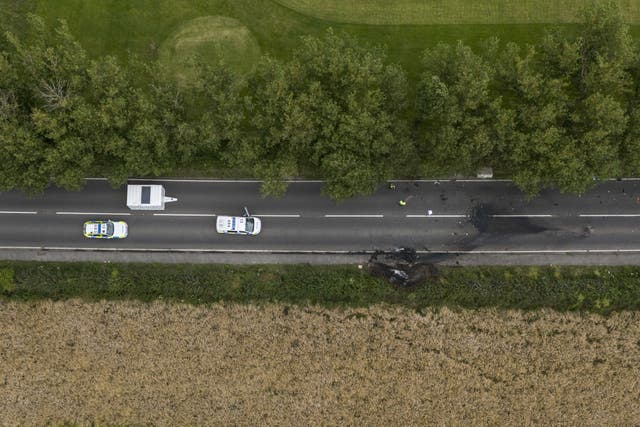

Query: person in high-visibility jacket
[398,199,406,206]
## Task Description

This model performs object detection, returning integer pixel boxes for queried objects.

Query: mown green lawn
[274,0,640,25]
[7,0,632,84]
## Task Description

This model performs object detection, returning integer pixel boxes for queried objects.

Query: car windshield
[245,218,254,233]
[105,222,114,235]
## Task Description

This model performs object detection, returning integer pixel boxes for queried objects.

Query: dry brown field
[1,300,640,426]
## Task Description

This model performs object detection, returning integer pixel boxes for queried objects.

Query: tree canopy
[239,30,411,199]
[1,3,639,200]
[0,15,243,193]
[416,40,506,176]
[495,1,637,195]
[414,0,639,196]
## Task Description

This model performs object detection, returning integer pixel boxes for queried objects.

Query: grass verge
[25,0,640,86]
[1,261,639,314]
[273,0,640,25]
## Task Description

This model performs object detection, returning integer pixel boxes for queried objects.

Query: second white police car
[216,215,261,235]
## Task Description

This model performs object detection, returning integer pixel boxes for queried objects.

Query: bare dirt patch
[2,300,640,425]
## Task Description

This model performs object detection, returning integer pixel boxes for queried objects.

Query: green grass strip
[274,0,640,25]
[7,0,635,90]
[1,261,639,315]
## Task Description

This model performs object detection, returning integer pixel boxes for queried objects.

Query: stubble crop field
[2,300,639,425]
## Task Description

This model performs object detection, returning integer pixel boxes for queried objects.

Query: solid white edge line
[324,214,384,218]
[153,213,216,217]
[153,213,301,217]
[422,249,640,254]
[84,177,640,183]
[391,179,512,183]
[126,178,324,183]
[0,211,38,214]
[56,212,131,216]
[6,247,640,254]
[130,178,261,182]
[126,178,509,183]
[579,214,640,217]
[0,246,49,250]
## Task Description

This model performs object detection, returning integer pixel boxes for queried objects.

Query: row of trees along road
[1,2,639,200]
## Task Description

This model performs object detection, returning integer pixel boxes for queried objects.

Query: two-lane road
[2,178,640,253]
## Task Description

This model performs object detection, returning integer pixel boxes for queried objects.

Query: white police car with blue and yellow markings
[83,220,128,239]
[216,215,261,235]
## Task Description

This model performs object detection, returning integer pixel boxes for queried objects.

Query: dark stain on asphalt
[470,203,548,234]
[582,226,594,238]
[386,202,560,266]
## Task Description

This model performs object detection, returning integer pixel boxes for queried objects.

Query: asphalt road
[2,177,640,258]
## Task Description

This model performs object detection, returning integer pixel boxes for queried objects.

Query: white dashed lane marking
[406,214,467,218]
[0,211,37,214]
[153,213,217,217]
[324,214,384,218]
[491,214,554,218]
[255,214,301,218]
[579,214,640,217]
[56,212,131,216]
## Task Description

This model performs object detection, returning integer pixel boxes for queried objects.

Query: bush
[0,267,15,295]
[2,261,640,314]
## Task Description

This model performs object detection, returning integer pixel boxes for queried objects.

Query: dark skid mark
[374,203,556,268]
[470,203,548,234]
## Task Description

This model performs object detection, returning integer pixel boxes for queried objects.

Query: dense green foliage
[0,15,242,193]
[239,30,412,198]
[1,261,639,315]
[416,40,506,176]
[1,2,640,198]
[415,1,640,195]
[499,1,638,194]
[27,0,602,84]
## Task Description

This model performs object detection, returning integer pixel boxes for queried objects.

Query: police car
[216,215,261,235]
[83,220,128,239]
